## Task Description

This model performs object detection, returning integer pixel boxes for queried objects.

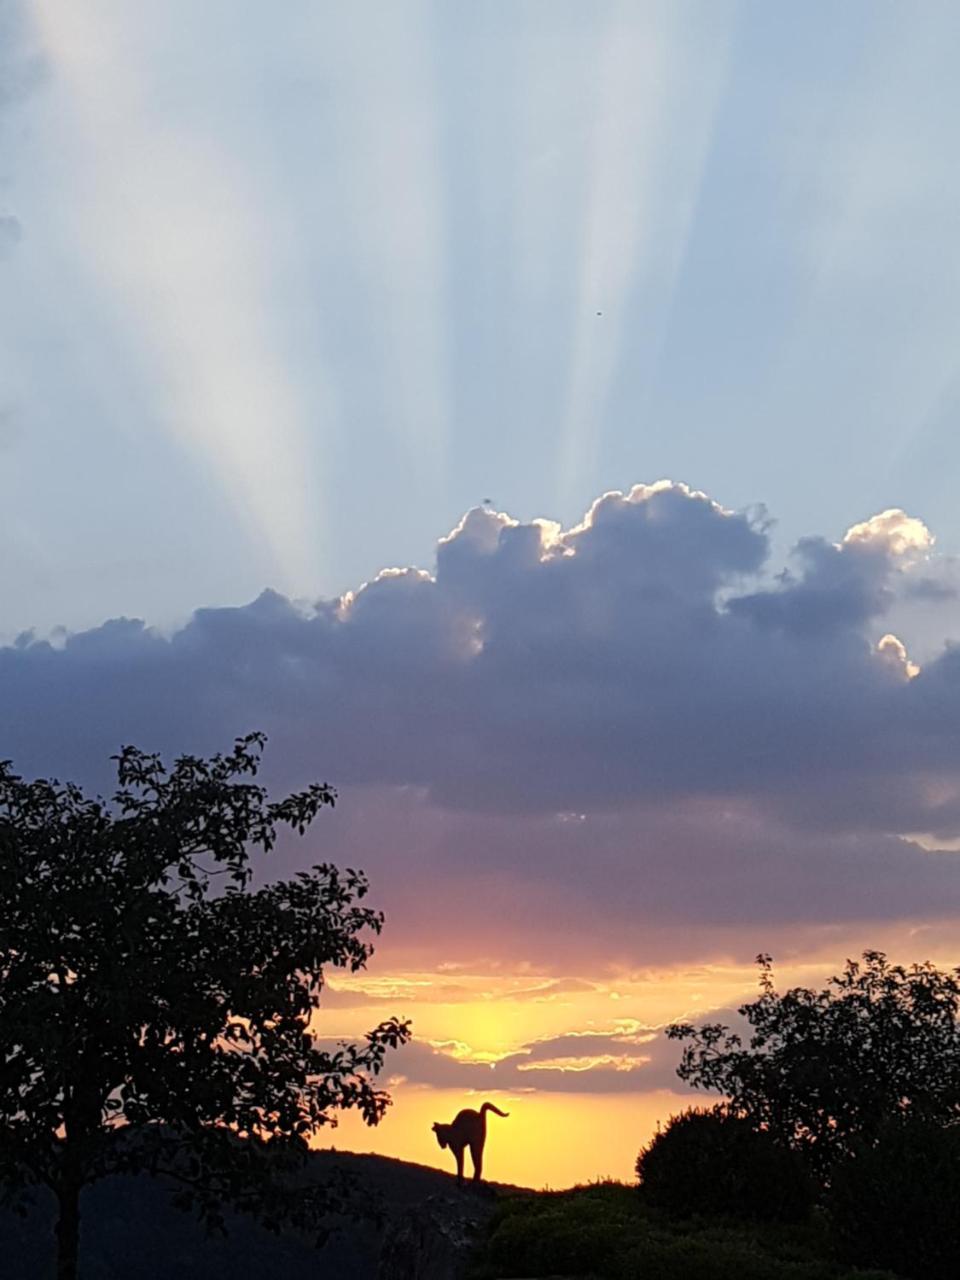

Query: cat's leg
[470,1138,483,1182]
[455,1145,464,1186]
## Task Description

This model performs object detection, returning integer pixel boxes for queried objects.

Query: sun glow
[843,509,934,558]
[517,1054,651,1074]
[316,936,960,1187]
[316,1085,690,1189]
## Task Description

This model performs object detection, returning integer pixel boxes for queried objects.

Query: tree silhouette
[0,734,410,1280]
[829,1115,960,1279]
[668,950,960,1184]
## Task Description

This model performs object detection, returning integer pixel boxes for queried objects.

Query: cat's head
[432,1122,449,1150]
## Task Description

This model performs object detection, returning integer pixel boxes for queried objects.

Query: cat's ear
[431,1122,439,1130]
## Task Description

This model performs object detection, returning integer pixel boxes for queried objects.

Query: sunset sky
[4,1,960,1187]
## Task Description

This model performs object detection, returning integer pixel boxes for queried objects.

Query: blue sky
[3,0,960,636]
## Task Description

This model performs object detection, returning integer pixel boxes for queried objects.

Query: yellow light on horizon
[315,1085,692,1189]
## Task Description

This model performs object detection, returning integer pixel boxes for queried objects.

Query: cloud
[3,480,956,827]
[320,975,598,1010]
[370,1016,704,1096]
[509,979,600,1002]
[304,784,960,970]
[728,507,930,637]
[5,481,960,963]
[903,574,958,604]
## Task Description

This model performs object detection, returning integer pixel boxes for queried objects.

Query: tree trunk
[56,1178,81,1280]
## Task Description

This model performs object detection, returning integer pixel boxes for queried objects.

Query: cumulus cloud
[728,507,931,638]
[842,509,934,558]
[4,481,960,963]
[2,481,956,828]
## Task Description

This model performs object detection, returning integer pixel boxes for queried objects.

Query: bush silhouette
[668,951,960,1185]
[636,1107,812,1223]
[829,1117,960,1280]
[473,1181,886,1280]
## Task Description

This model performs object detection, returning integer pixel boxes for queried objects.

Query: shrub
[636,1107,813,1223]
[469,1182,893,1280]
[829,1116,960,1280]
[669,951,960,1187]
[615,1234,892,1280]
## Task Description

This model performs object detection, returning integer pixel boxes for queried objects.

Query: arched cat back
[431,1101,509,1185]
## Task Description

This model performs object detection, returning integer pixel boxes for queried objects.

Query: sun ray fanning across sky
[28,0,332,593]
[555,0,734,503]
[303,0,451,497]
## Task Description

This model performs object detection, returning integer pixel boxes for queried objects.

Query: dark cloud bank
[4,482,960,961]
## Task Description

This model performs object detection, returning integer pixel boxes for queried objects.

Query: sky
[3,0,960,1187]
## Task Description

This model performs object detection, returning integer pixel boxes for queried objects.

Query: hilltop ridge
[0,1149,527,1280]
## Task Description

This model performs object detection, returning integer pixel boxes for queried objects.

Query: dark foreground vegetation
[649,952,960,1279]
[0,1150,503,1280]
[1,1151,928,1280]
[470,1181,895,1280]
[473,951,960,1280]
[3,734,960,1279]
[0,737,409,1280]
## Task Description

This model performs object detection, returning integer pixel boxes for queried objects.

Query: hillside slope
[0,1150,522,1280]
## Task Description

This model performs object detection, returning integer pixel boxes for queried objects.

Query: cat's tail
[481,1102,509,1118]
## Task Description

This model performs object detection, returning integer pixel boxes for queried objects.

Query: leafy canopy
[667,950,960,1182]
[0,734,410,1247]
[829,1115,960,1280]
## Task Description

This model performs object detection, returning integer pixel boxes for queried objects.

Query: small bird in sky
[596,310,603,316]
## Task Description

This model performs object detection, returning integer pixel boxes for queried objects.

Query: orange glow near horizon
[311,964,760,1186]
[315,1086,693,1190]
[314,929,960,1187]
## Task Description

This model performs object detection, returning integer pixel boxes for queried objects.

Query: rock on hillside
[378,1190,501,1279]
